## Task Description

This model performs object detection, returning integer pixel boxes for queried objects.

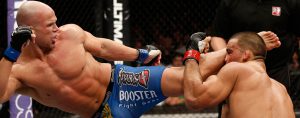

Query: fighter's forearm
[84,31,139,61]
[210,37,226,51]
[0,58,13,99]
[95,38,139,61]
[199,49,226,80]
[183,59,206,110]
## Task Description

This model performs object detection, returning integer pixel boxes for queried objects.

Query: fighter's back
[269,79,295,118]
[222,61,294,118]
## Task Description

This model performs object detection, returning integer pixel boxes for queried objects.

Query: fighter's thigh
[161,67,184,97]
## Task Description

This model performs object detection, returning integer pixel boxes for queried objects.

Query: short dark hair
[230,32,267,59]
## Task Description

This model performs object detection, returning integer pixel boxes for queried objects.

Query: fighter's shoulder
[217,62,244,76]
[59,24,83,31]
[218,62,252,82]
[11,60,45,83]
[270,79,287,91]
[10,63,27,80]
[221,62,247,71]
[59,24,85,41]
[221,62,252,75]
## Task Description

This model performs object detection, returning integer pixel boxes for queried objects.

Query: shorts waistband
[92,68,114,118]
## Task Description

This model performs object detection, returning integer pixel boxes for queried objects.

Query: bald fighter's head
[16,1,58,53]
[17,1,54,26]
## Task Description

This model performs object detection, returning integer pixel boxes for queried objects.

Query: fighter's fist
[183,32,208,65]
[186,32,209,52]
[3,26,32,62]
[11,26,32,51]
[142,45,161,66]
[136,45,161,65]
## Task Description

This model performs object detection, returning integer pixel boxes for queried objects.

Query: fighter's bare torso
[221,61,294,118]
[12,25,111,118]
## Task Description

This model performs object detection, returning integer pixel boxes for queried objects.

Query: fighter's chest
[46,45,87,79]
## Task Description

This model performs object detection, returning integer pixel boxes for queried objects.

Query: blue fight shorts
[93,64,167,118]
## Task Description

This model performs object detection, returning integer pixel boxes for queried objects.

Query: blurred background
[0,0,299,118]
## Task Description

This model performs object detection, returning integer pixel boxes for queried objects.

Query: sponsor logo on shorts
[117,68,150,88]
[119,90,158,101]
[118,90,160,108]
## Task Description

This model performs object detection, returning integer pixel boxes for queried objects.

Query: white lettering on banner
[15,95,33,118]
[113,0,123,65]
[119,90,158,101]
[113,0,123,42]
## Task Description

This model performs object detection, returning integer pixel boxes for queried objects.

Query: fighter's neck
[252,56,265,60]
[20,42,49,61]
[249,56,266,70]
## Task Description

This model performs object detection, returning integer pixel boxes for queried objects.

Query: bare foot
[257,31,281,51]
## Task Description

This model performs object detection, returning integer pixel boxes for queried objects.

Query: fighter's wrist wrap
[3,47,20,62]
[183,50,200,64]
[136,49,149,63]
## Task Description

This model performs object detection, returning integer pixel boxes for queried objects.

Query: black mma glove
[136,45,161,65]
[4,26,32,62]
[183,32,207,65]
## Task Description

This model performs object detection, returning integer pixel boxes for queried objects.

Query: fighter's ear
[242,50,252,62]
[29,26,36,44]
[31,33,36,44]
